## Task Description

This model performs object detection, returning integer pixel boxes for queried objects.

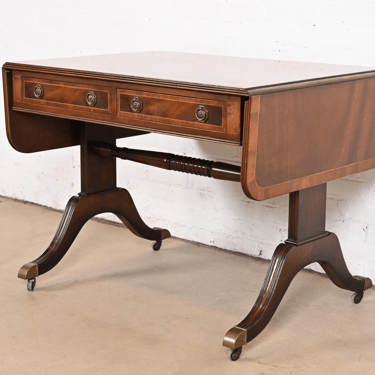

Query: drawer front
[21,77,111,113]
[118,89,224,129]
[12,71,242,144]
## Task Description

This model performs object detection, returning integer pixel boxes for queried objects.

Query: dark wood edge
[2,68,17,151]
[246,70,375,96]
[2,62,249,97]
[240,98,257,198]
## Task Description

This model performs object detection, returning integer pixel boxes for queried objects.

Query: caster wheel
[228,347,242,361]
[152,241,162,251]
[352,291,364,304]
[27,278,36,292]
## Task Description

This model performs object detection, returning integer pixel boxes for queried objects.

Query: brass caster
[18,262,38,280]
[152,241,162,251]
[223,326,247,350]
[352,291,364,304]
[27,278,36,292]
[228,347,242,361]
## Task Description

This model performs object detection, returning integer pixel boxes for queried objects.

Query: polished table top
[6,51,375,95]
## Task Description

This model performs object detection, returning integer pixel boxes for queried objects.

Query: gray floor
[0,196,374,375]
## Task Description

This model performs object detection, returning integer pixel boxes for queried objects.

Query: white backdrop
[1,0,375,280]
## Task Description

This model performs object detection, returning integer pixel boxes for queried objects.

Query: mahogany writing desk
[2,52,375,361]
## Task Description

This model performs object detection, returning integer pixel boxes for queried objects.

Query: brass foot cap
[18,262,38,280]
[355,276,373,291]
[223,326,247,350]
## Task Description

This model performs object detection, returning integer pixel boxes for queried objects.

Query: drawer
[118,89,224,129]
[11,71,242,144]
[18,76,111,114]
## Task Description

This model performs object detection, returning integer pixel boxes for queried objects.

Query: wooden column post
[288,184,327,244]
[80,122,117,195]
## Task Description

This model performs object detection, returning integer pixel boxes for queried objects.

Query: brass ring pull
[86,91,97,107]
[130,97,143,113]
[33,84,44,99]
[195,105,209,123]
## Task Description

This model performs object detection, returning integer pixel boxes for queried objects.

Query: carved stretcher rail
[90,142,241,182]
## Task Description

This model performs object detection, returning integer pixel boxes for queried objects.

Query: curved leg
[18,188,170,281]
[110,189,170,241]
[223,233,372,351]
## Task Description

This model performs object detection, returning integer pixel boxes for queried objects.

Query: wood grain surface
[9,70,242,145]
[241,78,375,200]
[24,78,110,112]
[118,89,224,127]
